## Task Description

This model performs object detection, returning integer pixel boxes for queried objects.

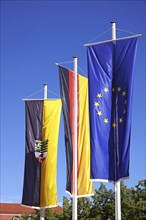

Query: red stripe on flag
[69,71,80,195]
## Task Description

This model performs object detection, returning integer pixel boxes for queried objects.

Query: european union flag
[87,37,138,182]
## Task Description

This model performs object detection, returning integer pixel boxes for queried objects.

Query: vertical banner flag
[87,37,138,182]
[58,66,94,197]
[22,100,62,208]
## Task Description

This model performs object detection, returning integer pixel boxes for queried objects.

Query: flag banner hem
[66,190,72,197]
[90,176,129,183]
[66,190,94,198]
[40,204,58,209]
[77,193,94,198]
[21,204,58,210]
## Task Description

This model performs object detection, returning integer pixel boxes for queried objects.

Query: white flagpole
[115,180,121,220]
[72,57,78,220]
[111,21,121,220]
[40,83,47,220]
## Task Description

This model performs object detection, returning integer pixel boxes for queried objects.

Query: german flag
[58,66,94,197]
[22,100,62,208]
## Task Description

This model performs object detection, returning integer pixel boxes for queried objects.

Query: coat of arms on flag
[34,139,48,163]
[22,100,62,208]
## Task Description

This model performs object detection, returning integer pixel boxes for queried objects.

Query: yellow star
[124,100,127,104]
[97,111,102,116]
[112,122,117,128]
[97,93,102,98]
[122,91,126,96]
[94,102,100,107]
[117,87,121,92]
[119,118,123,123]
[112,88,115,92]
[104,88,109,92]
[104,118,109,124]
[123,109,126,114]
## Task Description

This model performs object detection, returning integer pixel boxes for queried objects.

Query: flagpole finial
[111,22,116,40]
[111,21,116,24]
[44,84,48,100]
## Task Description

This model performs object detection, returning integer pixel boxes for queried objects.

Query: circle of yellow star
[104,118,109,124]
[97,93,102,98]
[112,122,117,128]
[117,87,121,92]
[94,102,100,107]
[119,118,123,123]
[97,111,102,116]
[122,91,126,96]
[104,88,109,93]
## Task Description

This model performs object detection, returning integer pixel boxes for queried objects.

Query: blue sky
[1,0,145,205]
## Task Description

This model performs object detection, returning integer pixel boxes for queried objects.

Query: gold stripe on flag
[77,75,94,197]
[40,100,62,207]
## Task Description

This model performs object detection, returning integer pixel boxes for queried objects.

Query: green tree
[134,180,146,219]
[53,210,63,220]
[21,208,62,220]
[77,197,92,219]
[121,179,146,220]
[21,180,146,220]
[21,210,38,220]
[90,183,115,220]
[62,196,72,220]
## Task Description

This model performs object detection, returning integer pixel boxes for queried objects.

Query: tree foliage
[21,179,146,220]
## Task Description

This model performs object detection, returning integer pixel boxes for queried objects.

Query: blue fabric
[87,37,138,182]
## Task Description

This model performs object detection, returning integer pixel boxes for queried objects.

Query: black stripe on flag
[22,101,43,207]
[58,66,73,194]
